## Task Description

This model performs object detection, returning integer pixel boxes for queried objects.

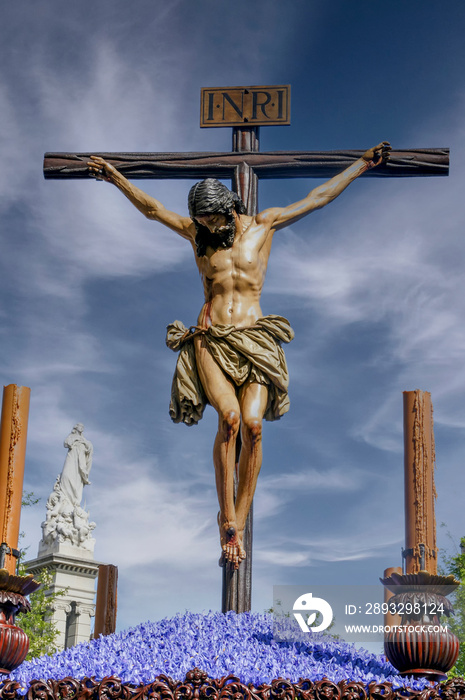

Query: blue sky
[2,0,465,633]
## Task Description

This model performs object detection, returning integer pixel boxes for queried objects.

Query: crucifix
[44,84,449,614]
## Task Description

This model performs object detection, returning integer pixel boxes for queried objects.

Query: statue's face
[194,212,229,234]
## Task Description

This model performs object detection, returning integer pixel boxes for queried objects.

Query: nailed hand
[362,141,391,167]
[87,155,116,182]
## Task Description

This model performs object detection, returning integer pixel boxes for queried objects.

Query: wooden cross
[43,87,449,614]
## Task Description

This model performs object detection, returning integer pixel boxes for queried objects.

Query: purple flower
[5,612,432,692]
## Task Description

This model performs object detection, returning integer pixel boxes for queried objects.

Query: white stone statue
[61,423,93,506]
[39,424,96,555]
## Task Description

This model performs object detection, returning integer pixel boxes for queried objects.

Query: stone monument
[39,423,96,558]
[25,424,100,650]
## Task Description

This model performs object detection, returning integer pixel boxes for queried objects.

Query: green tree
[16,493,67,659]
[440,532,465,677]
[16,565,66,659]
[21,492,40,508]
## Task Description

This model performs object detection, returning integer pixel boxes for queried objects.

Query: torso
[193,215,274,328]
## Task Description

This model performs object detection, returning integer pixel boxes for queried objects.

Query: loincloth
[166,315,294,426]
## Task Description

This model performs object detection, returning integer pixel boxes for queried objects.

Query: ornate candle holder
[0,568,40,673]
[380,570,460,680]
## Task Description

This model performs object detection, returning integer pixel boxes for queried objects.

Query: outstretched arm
[87,156,194,239]
[257,142,391,231]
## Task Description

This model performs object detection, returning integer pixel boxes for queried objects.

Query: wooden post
[94,564,118,637]
[0,385,31,574]
[221,127,259,614]
[403,390,437,574]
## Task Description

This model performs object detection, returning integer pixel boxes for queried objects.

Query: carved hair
[188,179,246,257]
[188,179,246,218]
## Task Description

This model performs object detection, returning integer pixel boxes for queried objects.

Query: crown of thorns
[188,179,246,218]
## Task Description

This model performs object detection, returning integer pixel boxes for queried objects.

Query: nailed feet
[218,513,246,569]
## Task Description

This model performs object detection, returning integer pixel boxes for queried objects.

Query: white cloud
[0,81,34,203]
[255,550,309,566]
[27,38,197,282]
[254,467,366,522]
[94,470,216,568]
[261,468,364,493]
[255,531,402,568]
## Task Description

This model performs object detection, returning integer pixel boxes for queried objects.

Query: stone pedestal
[24,545,100,650]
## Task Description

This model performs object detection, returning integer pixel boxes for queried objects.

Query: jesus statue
[88,141,390,568]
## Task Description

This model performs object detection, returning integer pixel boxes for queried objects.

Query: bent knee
[219,409,240,441]
[242,417,263,443]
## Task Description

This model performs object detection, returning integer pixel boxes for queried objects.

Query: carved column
[65,602,95,647]
[381,391,459,680]
[49,601,71,649]
[403,390,437,574]
[0,385,31,574]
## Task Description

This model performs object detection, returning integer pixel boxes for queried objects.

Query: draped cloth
[60,432,93,506]
[166,315,294,425]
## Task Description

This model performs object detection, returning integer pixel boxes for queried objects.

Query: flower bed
[1,612,456,695]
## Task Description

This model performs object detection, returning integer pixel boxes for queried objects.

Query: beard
[194,215,236,257]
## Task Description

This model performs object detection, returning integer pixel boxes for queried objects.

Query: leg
[194,336,245,567]
[235,381,268,537]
